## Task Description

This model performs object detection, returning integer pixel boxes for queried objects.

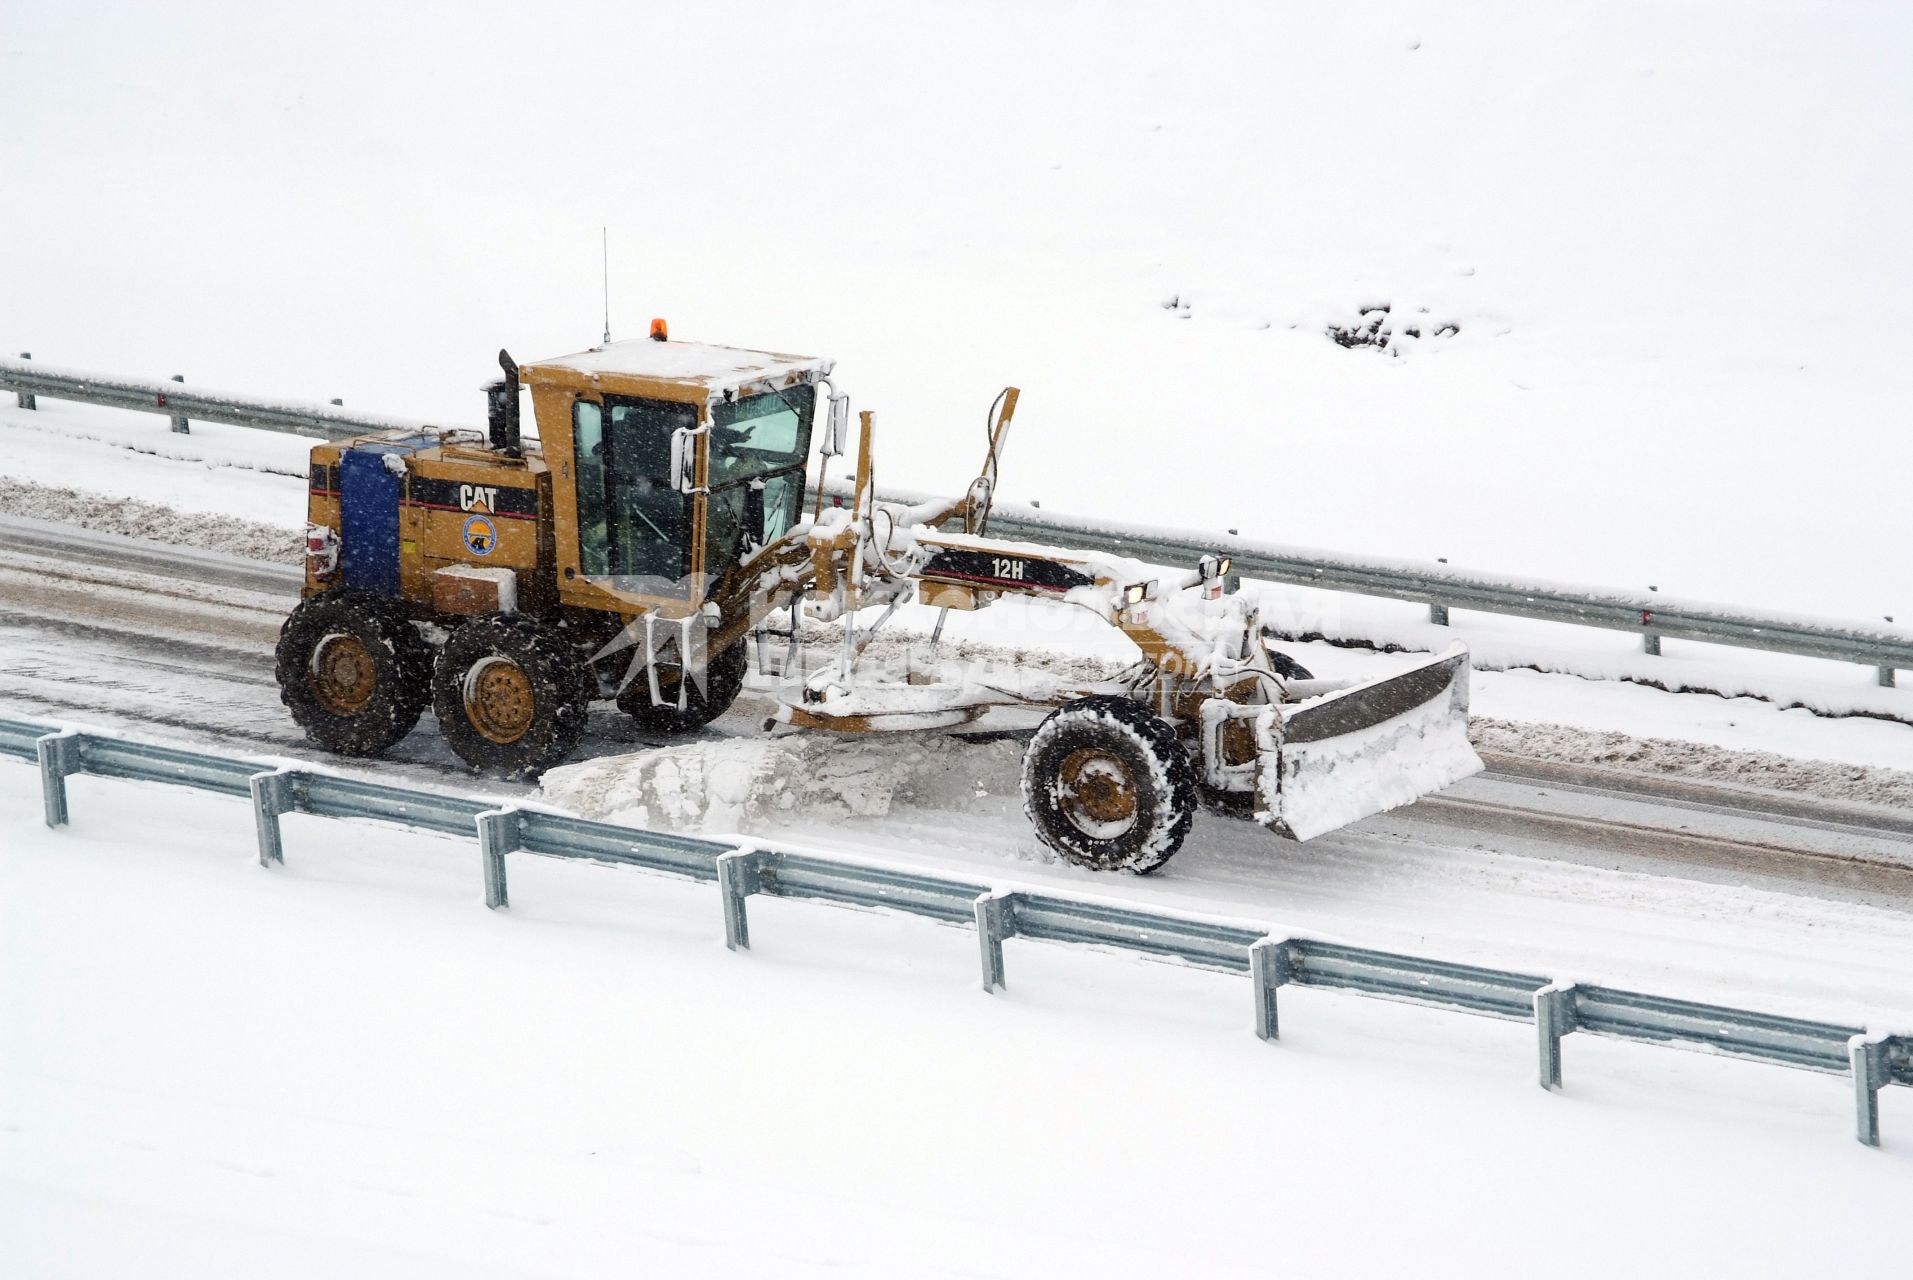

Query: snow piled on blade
[1261,655,1483,842]
[540,734,1026,835]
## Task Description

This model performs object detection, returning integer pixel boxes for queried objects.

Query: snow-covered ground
[4,2,1912,621]
[6,1,1913,1271]
[0,400,306,530]
[6,517,1913,1271]
[4,765,1911,1278]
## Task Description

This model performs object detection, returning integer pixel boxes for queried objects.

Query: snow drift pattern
[540,733,1027,836]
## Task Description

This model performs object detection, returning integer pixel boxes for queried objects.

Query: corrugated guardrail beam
[835,479,1913,683]
[6,714,1907,1147]
[1284,938,1548,1021]
[0,355,433,441]
[0,717,48,761]
[5,354,1908,683]
[514,808,728,880]
[1004,891,1263,971]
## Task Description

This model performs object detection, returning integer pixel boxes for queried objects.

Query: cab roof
[517,338,834,406]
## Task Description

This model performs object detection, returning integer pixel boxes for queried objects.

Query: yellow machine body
[286,332,1478,865]
[305,435,552,612]
[302,337,832,641]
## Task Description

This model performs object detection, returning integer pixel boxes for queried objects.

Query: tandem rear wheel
[276,589,434,757]
[432,613,592,779]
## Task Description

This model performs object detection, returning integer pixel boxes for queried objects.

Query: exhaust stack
[486,349,522,458]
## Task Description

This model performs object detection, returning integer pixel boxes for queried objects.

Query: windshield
[710,386,813,486]
[572,386,815,600]
[704,385,815,570]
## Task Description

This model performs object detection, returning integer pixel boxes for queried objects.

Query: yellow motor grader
[280,330,1479,871]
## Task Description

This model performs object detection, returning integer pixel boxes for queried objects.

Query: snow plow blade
[1256,645,1481,842]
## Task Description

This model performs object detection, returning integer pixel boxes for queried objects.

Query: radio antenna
[601,226,612,346]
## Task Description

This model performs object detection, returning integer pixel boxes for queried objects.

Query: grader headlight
[1198,553,1233,600]
[1123,582,1148,607]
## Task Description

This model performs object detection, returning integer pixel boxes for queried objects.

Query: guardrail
[5,354,1908,686]
[5,714,1907,1147]
[864,481,1913,689]
[1,353,408,441]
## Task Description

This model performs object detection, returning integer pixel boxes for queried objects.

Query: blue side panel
[339,448,402,596]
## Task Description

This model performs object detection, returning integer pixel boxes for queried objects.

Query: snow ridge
[0,477,299,564]
[1474,717,1913,813]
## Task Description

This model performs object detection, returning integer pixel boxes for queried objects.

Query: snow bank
[1474,717,1913,812]
[545,696,1910,845]
[540,732,1027,835]
[1260,594,1913,727]
[0,477,300,563]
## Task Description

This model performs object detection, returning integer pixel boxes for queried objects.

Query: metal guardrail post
[4,718,1911,1147]
[168,375,189,433]
[35,730,81,828]
[1535,982,1579,1090]
[1882,667,1898,689]
[973,891,1018,992]
[15,354,34,409]
[717,848,764,951]
[1250,937,1296,1041]
[1428,603,1449,627]
[1850,1034,1898,1147]
[476,808,522,910]
[248,768,300,866]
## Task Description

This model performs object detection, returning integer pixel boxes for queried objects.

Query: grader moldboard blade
[1257,645,1481,842]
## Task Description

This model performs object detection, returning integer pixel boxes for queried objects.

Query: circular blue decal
[462,514,498,557]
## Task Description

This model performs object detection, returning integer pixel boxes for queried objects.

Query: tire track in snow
[5,515,1912,919]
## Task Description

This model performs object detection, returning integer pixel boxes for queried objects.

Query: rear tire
[276,589,432,757]
[432,614,592,778]
[618,639,748,735]
[1022,695,1197,874]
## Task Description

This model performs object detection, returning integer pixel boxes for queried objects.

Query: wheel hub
[463,656,536,745]
[310,633,377,716]
[1056,747,1139,840]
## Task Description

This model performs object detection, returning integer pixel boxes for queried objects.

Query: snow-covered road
[7,537,1913,1273]
[6,518,1913,1036]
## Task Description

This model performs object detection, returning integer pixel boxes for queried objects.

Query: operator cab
[518,333,834,617]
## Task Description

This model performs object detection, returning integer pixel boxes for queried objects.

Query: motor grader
[281,329,1479,871]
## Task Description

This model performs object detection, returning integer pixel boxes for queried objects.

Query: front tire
[617,639,748,735]
[276,589,432,757]
[1021,695,1197,873]
[432,614,592,778]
